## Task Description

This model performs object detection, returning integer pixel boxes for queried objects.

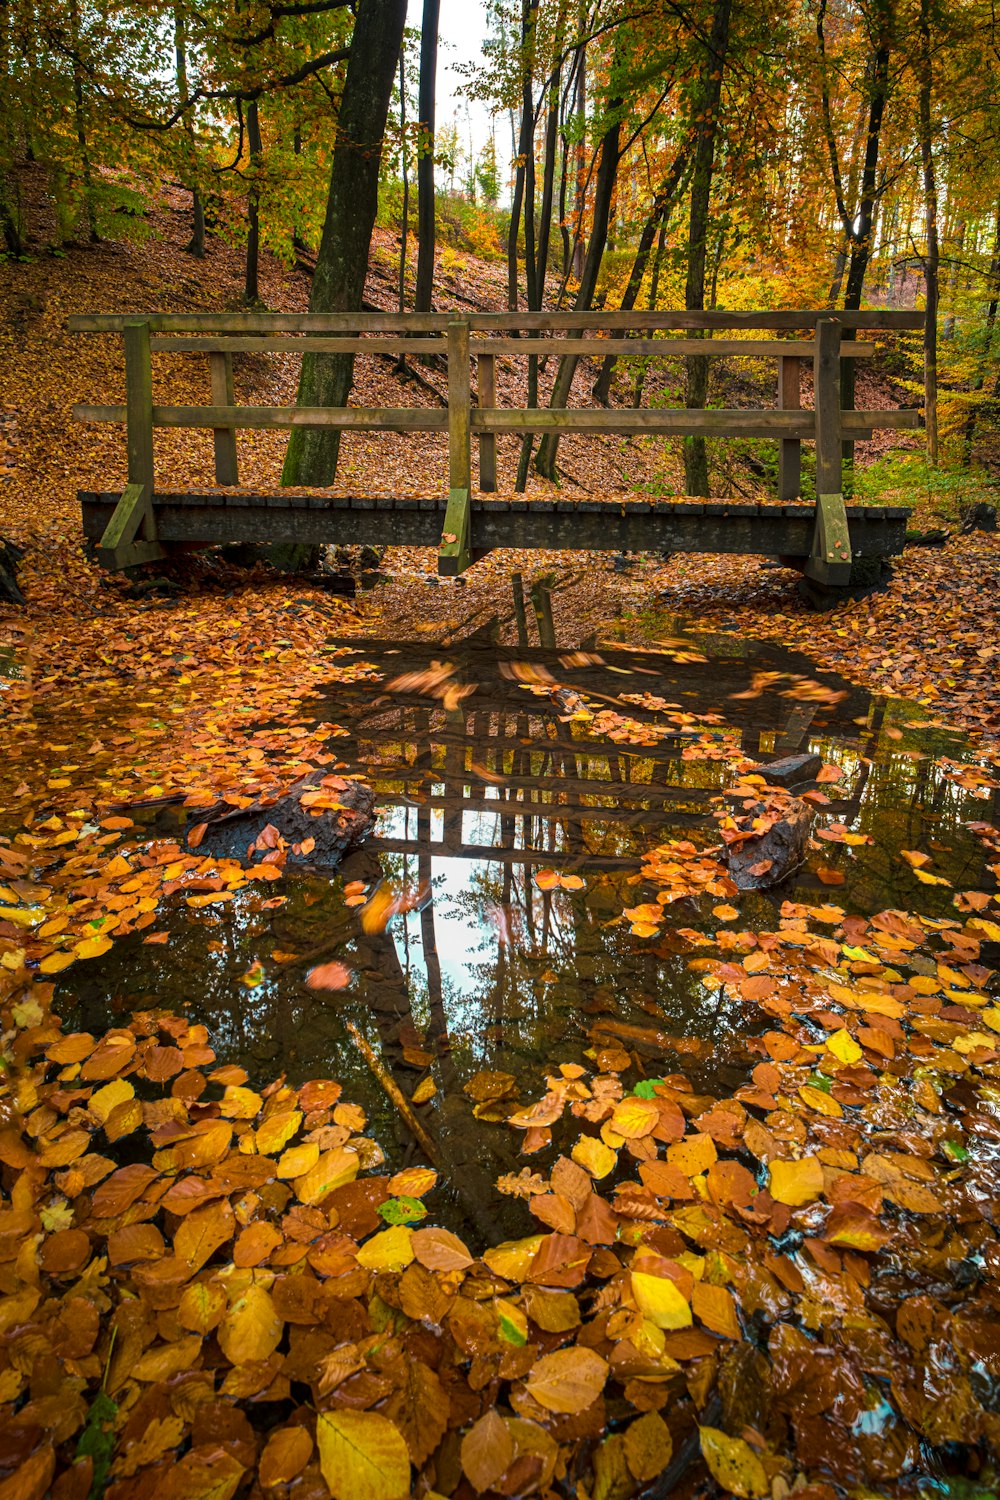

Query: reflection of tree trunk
[918,0,938,463]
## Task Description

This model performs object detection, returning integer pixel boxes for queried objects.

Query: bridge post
[209,352,239,485]
[477,351,497,491]
[97,318,166,569]
[806,316,852,588]
[447,319,472,492]
[777,355,800,498]
[440,319,473,576]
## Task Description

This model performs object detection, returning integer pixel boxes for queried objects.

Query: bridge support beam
[97,319,166,569]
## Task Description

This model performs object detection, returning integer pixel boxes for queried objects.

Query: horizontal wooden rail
[74,402,918,438]
[144,333,874,360]
[68,308,925,334]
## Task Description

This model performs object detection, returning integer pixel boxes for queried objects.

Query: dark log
[0,538,25,605]
[723,793,813,890]
[187,771,375,867]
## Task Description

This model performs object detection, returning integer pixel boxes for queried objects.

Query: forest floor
[2,178,1000,1500]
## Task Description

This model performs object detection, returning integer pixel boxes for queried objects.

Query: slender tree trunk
[174,9,205,257]
[918,0,938,463]
[635,215,669,405]
[592,145,687,404]
[398,47,409,314]
[571,38,587,281]
[282,0,408,488]
[963,200,1000,460]
[244,99,263,304]
[535,93,622,480]
[684,0,732,497]
[68,0,98,242]
[943,218,964,339]
[414,0,439,311]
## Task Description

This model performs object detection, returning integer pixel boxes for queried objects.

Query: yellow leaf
[218,1285,282,1365]
[525,1346,608,1413]
[294,1146,359,1204]
[89,1078,134,1125]
[482,1235,545,1281]
[798,1084,843,1117]
[666,1133,717,1177]
[768,1156,824,1207]
[316,1410,410,1500]
[256,1110,303,1155]
[825,1028,862,1066]
[38,951,76,974]
[969,918,1000,942]
[411,1076,437,1105]
[624,1411,673,1483]
[699,1427,768,1498]
[609,1096,660,1139]
[219,1085,263,1120]
[631,1271,692,1330]
[356,1224,414,1272]
[74,935,114,960]
[571,1135,617,1179]
[277,1142,319,1179]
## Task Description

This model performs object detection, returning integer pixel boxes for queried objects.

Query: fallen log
[187,770,375,867]
[0,538,25,606]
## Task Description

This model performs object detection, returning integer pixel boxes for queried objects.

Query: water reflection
[58,612,999,1234]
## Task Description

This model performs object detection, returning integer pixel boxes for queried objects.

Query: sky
[415,0,500,173]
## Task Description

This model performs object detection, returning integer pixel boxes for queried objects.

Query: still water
[57,611,999,1238]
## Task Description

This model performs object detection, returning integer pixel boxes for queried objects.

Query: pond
[53,601,999,1243]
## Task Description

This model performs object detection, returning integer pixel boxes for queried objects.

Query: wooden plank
[79,489,908,560]
[438,487,472,576]
[209,352,239,485]
[447,320,472,493]
[150,336,447,354]
[477,353,497,492]
[467,338,875,358]
[73,404,448,432]
[68,308,926,335]
[778,355,801,500]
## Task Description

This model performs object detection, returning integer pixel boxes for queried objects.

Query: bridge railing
[69,308,923,580]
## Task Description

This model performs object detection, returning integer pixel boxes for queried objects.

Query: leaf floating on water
[525,1346,608,1412]
[699,1427,769,1498]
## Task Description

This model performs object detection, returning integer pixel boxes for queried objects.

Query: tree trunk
[635,215,669,406]
[282,0,408,489]
[963,200,1000,460]
[534,95,622,480]
[244,100,263,303]
[684,0,732,497]
[571,38,587,282]
[174,10,205,258]
[68,0,98,242]
[592,145,687,405]
[918,0,938,464]
[398,47,409,314]
[414,0,439,311]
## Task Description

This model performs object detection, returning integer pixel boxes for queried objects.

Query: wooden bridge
[70,308,922,588]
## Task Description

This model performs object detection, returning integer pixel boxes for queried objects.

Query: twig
[345,1020,438,1162]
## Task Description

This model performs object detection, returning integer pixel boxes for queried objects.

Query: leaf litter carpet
[1,207,1000,1498]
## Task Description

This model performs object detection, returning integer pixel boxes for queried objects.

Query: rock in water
[187,771,375,867]
[752,753,822,788]
[720,785,814,890]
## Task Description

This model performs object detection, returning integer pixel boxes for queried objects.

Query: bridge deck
[79,490,910,560]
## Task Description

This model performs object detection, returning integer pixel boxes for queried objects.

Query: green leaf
[633,1079,665,1099]
[378,1195,427,1225]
